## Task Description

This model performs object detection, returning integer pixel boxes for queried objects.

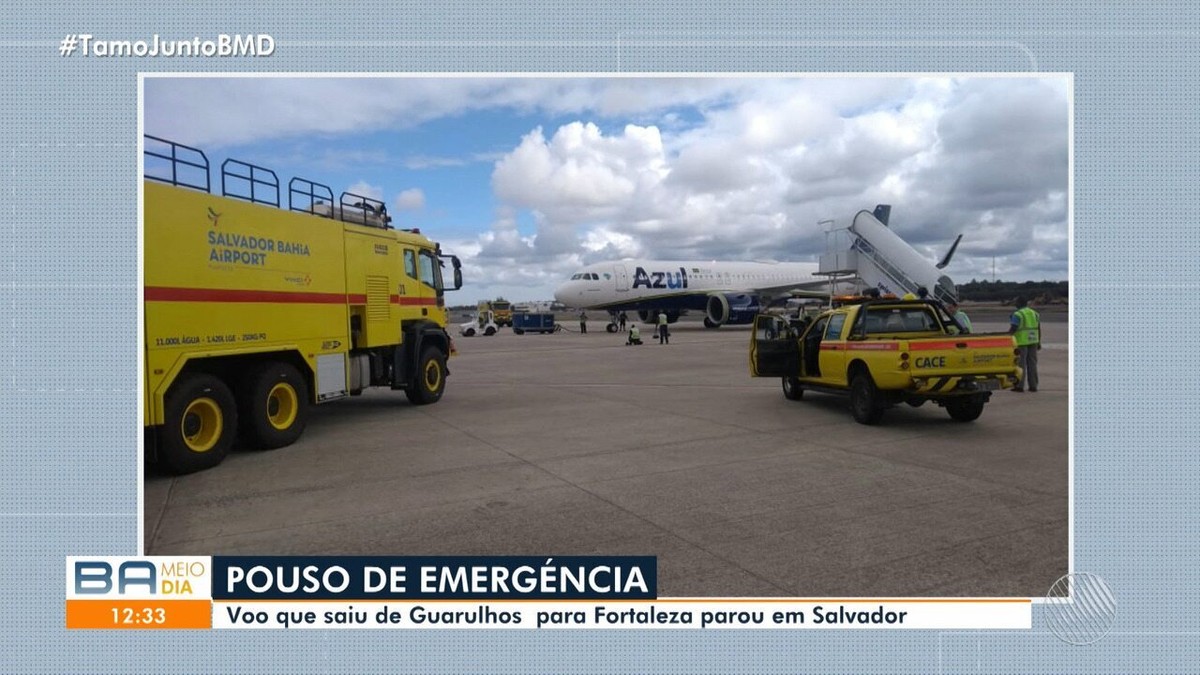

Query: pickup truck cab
[750,298,1021,424]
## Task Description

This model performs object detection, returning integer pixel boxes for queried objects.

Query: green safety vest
[1013,307,1040,346]
[954,310,973,333]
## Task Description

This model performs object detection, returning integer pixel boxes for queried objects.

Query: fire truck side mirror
[451,256,463,290]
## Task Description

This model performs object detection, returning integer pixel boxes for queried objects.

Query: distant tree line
[957,280,1069,304]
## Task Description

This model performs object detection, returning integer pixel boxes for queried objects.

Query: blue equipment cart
[512,312,558,335]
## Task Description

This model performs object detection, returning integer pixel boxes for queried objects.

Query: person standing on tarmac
[657,310,670,344]
[1010,296,1041,392]
[618,311,627,331]
[579,310,588,334]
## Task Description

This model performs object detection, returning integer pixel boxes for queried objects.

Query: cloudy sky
[143,75,1070,302]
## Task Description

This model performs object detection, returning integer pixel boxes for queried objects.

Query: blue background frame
[2,2,1197,672]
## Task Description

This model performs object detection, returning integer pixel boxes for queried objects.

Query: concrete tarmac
[145,316,1069,598]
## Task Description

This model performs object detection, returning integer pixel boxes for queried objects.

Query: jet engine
[704,293,761,328]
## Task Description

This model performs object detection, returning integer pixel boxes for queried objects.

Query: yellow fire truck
[477,298,513,327]
[143,136,462,474]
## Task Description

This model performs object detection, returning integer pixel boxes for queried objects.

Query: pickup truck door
[800,315,829,378]
[750,315,797,377]
[816,311,849,385]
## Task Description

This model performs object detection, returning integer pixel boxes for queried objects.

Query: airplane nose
[553,284,569,304]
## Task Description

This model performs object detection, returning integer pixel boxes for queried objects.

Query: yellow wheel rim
[266,382,299,431]
[423,359,442,391]
[181,397,223,453]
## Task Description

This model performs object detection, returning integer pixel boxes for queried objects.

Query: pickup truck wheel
[782,376,804,400]
[406,346,447,405]
[850,373,885,425]
[484,326,496,336]
[945,395,986,422]
[159,373,237,474]
[239,362,309,450]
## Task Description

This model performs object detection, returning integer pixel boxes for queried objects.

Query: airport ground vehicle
[749,297,1020,424]
[461,310,499,337]
[512,312,558,334]
[143,135,463,474]
[479,299,514,327]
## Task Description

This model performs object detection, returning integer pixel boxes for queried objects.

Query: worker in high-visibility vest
[1009,296,1041,392]
[946,300,972,334]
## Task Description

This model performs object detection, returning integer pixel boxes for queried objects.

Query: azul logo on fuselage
[632,267,688,290]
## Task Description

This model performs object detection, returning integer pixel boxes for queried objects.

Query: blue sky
[144,76,1070,302]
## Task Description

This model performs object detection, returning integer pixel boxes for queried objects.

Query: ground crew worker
[902,292,917,300]
[946,300,972,333]
[579,310,588,334]
[1009,296,1040,392]
[657,310,669,344]
[618,311,627,331]
[627,324,642,345]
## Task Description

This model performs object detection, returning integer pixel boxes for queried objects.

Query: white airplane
[553,206,964,330]
[553,259,842,329]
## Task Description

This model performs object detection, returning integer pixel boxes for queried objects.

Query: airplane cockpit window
[570,274,581,280]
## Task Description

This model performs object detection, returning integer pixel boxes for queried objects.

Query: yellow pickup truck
[749,298,1021,424]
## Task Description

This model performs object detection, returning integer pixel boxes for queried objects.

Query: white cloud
[345,180,383,201]
[394,188,425,211]
[465,77,1068,299]
[492,122,668,220]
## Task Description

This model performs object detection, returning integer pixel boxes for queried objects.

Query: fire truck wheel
[945,394,986,422]
[406,346,447,405]
[849,372,885,425]
[160,373,237,474]
[240,362,309,449]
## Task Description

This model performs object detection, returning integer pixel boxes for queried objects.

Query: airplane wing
[751,279,850,301]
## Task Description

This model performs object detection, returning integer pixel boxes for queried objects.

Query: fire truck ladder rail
[144,134,210,193]
[221,158,280,207]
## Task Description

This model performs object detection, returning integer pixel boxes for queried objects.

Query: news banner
[65,556,1030,630]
